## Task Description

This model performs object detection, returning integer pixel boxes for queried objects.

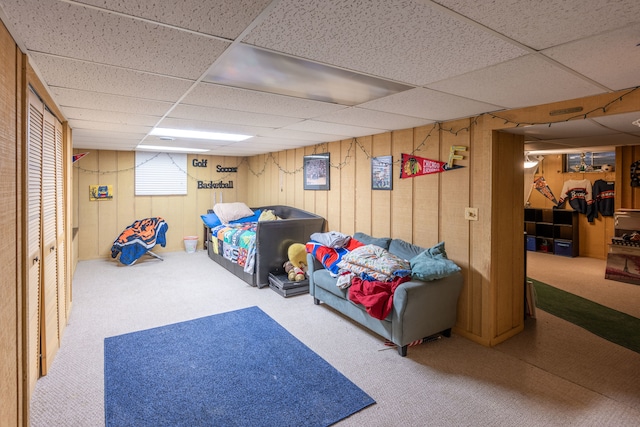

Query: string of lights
[74,86,639,178]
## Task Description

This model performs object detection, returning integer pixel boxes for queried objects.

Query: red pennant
[400,153,447,179]
[73,152,89,163]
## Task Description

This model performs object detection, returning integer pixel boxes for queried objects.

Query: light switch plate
[465,207,478,221]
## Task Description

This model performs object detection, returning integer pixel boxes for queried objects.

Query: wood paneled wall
[0,19,22,427]
[73,152,249,257]
[72,91,640,349]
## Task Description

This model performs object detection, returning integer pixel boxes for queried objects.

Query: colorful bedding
[210,222,258,273]
[111,217,168,265]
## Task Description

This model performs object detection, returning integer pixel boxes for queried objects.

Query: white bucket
[184,236,198,253]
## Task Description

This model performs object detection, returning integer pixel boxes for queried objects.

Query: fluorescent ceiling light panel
[205,43,413,106]
[137,145,210,153]
[150,127,252,141]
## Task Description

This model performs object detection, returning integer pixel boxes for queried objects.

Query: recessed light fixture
[150,127,252,141]
[136,145,210,153]
[205,43,412,106]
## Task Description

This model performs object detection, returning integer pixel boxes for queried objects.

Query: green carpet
[528,278,640,354]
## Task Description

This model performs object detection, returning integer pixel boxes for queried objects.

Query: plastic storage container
[183,236,198,253]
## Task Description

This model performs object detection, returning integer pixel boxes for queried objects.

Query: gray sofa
[307,232,464,356]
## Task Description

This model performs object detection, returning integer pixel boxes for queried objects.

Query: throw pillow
[410,250,461,281]
[213,202,255,224]
[353,232,392,250]
[201,213,222,228]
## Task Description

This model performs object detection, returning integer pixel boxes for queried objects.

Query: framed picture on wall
[303,153,330,190]
[371,155,393,190]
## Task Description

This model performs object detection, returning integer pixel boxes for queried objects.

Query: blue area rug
[104,306,375,426]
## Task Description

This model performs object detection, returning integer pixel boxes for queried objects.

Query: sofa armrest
[390,272,464,345]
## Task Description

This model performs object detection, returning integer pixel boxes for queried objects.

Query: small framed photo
[371,155,393,190]
[303,153,330,190]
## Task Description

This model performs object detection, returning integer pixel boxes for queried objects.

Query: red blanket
[348,276,410,320]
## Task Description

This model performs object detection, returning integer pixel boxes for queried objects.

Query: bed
[203,204,325,288]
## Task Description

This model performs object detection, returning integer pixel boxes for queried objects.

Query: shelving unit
[524,208,579,257]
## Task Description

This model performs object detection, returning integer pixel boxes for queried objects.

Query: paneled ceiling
[1,0,639,156]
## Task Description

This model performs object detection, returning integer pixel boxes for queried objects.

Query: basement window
[135,151,187,195]
[564,151,615,173]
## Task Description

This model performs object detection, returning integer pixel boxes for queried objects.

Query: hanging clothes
[556,179,594,222]
[590,179,615,221]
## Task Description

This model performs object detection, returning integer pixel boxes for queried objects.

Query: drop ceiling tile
[543,24,640,91]
[72,128,147,140]
[156,117,270,136]
[62,107,160,127]
[67,119,152,134]
[30,53,193,102]
[427,55,604,109]
[245,136,321,147]
[2,0,229,79]
[358,88,502,121]
[260,128,350,143]
[50,87,174,116]
[433,0,640,50]
[74,0,272,39]
[313,107,435,131]
[592,112,640,134]
[243,0,528,86]
[282,120,385,138]
[182,83,346,118]
[168,104,303,128]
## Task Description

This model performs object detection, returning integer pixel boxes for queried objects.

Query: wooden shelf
[525,208,579,257]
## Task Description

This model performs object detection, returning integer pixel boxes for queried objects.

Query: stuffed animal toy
[285,243,308,281]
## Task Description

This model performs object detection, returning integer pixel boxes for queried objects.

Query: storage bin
[554,240,574,257]
[526,236,536,251]
[183,236,198,253]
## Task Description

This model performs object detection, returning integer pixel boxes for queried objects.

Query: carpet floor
[529,278,640,354]
[104,306,374,427]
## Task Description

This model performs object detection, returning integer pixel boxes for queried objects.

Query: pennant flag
[400,153,448,179]
[73,152,89,163]
[533,176,558,205]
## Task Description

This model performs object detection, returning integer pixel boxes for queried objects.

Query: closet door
[40,108,60,375]
[26,91,43,391]
[55,119,67,333]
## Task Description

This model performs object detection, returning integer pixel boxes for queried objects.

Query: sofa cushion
[353,232,391,250]
[389,239,425,261]
[313,269,349,299]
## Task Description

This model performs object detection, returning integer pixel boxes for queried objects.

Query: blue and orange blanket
[210,222,257,273]
[111,217,168,265]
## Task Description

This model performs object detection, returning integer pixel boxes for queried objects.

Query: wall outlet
[465,207,478,221]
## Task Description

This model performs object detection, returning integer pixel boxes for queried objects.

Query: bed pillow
[410,250,460,281]
[230,209,262,224]
[213,202,255,224]
[353,232,392,250]
[201,213,222,228]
